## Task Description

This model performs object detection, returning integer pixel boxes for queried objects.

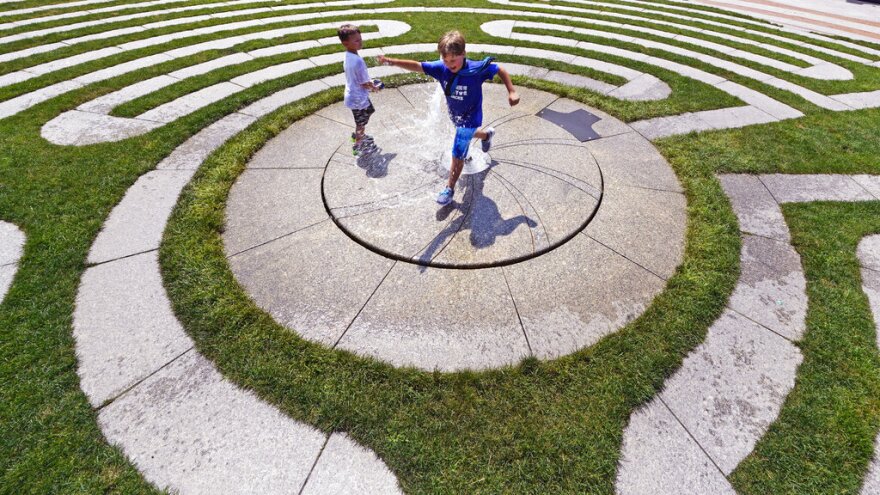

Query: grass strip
[0,0,355,56]
[535,0,880,66]
[731,202,880,494]
[0,84,183,495]
[658,107,880,175]
[110,26,369,117]
[0,3,877,492]
[0,0,270,25]
[109,12,738,124]
[159,74,738,493]
[517,20,880,96]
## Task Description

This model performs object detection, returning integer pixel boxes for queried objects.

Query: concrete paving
[72,84,402,493]
[0,221,25,304]
[500,17,854,80]
[860,234,880,495]
[617,174,880,494]
[39,42,669,145]
[488,0,880,60]
[224,84,685,370]
[690,0,880,45]
[13,0,878,492]
[4,2,875,139]
[481,15,880,117]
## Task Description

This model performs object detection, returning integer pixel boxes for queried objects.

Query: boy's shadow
[355,139,396,178]
[418,163,537,271]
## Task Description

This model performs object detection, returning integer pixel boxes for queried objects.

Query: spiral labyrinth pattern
[3,0,880,492]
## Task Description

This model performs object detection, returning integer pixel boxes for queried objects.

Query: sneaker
[350,132,356,143]
[436,186,454,205]
[352,143,360,156]
[481,127,495,152]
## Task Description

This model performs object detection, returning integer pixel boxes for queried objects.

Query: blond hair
[437,30,466,56]
[337,24,360,42]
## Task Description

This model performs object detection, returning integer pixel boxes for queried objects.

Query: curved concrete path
[481,18,880,113]
[859,234,880,495]
[5,0,876,72]
[224,83,685,370]
[0,0,392,61]
[485,0,855,80]
[0,0,283,31]
[0,0,395,89]
[73,94,404,495]
[0,221,25,303]
[690,0,880,45]
[8,0,874,491]
[489,0,880,63]
[1,4,875,129]
[616,173,880,494]
[41,39,670,145]
[0,0,149,14]
[39,20,413,144]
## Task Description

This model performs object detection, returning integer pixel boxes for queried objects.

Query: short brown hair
[338,24,360,42]
[438,31,465,56]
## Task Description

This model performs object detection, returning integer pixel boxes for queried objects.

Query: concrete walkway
[224,83,686,370]
[859,234,880,495]
[617,174,880,495]
[0,221,25,303]
[3,0,876,492]
[40,41,670,145]
[690,0,880,44]
[73,96,404,495]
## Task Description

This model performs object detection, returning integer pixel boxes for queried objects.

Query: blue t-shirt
[421,58,499,128]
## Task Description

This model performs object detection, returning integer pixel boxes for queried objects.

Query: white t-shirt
[343,51,371,110]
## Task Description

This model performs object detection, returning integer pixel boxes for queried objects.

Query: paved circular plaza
[224,83,686,371]
[6,0,880,493]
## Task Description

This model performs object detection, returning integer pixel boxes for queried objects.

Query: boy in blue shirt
[378,30,520,205]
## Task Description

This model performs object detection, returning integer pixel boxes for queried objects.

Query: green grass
[517,24,880,97]
[110,27,374,117]
[0,1,354,58]
[658,107,880,174]
[52,11,740,123]
[0,89,180,495]
[0,0,278,26]
[158,77,739,493]
[731,202,880,494]
[2,0,880,493]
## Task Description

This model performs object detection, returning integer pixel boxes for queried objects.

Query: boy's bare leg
[448,157,465,189]
[354,124,366,146]
[474,129,488,140]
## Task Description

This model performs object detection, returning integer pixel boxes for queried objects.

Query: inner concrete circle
[321,84,603,268]
[223,84,687,371]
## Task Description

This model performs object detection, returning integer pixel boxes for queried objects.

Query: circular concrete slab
[321,85,602,268]
[224,83,686,371]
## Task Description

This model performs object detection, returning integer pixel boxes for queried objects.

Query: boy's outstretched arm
[377,55,424,73]
[496,66,520,106]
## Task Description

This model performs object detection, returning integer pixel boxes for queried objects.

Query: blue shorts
[452,127,477,160]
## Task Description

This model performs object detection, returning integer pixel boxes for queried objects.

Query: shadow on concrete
[355,139,397,179]
[416,163,537,271]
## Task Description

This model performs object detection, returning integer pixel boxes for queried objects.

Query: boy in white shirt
[339,24,381,156]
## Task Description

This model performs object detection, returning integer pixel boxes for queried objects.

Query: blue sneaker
[436,186,454,205]
[481,127,495,152]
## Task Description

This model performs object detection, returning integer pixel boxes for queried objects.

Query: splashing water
[396,85,492,176]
